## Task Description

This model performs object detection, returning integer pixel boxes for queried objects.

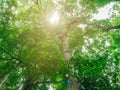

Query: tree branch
[0,57,12,61]
[0,47,21,63]
[67,19,120,31]
[106,25,120,30]
[87,24,120,31]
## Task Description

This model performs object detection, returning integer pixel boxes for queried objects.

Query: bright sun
[49,11,59,24]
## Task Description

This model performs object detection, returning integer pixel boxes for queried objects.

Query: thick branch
[106,25,120,30]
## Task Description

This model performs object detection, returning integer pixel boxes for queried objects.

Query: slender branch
[0,47,21,62]
[0,57,12,61]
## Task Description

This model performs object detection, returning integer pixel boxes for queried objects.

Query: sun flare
[49,11,59,24]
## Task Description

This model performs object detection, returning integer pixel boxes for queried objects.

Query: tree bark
[60,34,79,90]
[61,34,72,61]
[22,78,31,90]
[21,74,31,90]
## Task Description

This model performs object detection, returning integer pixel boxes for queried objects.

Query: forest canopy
[0,0,120,90]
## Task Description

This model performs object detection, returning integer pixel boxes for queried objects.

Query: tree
[0,0,120,90]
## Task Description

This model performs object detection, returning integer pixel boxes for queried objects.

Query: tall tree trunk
[60,34,79,90]
[0,74,9,90]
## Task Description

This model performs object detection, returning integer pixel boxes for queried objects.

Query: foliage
[0,0,120,90]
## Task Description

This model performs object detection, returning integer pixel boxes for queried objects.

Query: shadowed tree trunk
[21,77,31,90]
